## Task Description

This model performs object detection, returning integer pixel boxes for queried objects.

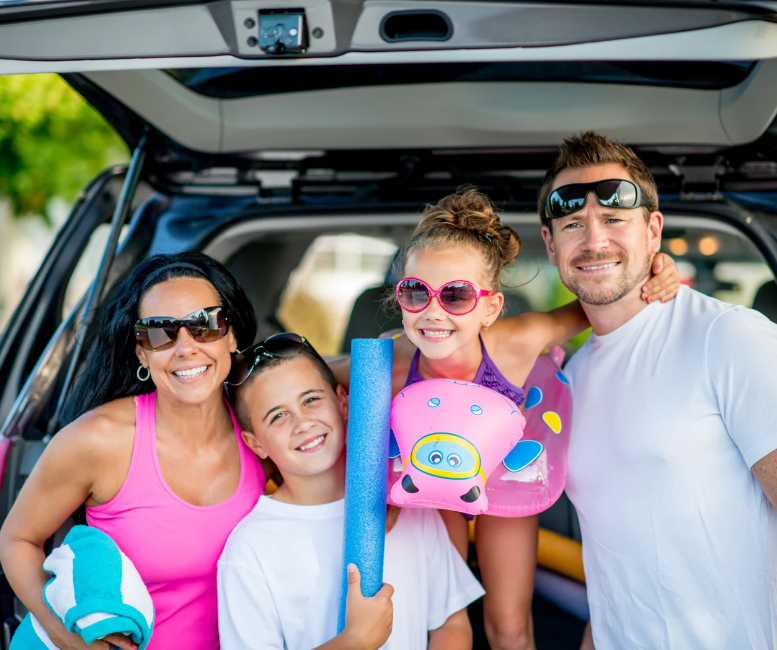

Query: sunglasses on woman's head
[396,278,494,316]
[134,306,229,351]
[546,179,647,219]
[226,332,321,387]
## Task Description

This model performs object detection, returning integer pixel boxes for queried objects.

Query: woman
[0,252,265,650]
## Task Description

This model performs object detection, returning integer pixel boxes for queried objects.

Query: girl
[331,187,680,650]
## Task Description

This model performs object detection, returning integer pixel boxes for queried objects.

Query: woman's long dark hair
[62,251,257,425]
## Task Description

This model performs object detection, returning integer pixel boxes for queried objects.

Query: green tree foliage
[0,74,128,218]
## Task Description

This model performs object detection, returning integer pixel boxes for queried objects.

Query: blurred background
[0,74,128,331]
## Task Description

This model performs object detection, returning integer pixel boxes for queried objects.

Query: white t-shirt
[565,286,777,650]
[217,496,484,650]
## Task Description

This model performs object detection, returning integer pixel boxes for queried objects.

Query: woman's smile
[172,364,211,381]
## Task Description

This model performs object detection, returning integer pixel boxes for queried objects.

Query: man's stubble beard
[561,249,653,307]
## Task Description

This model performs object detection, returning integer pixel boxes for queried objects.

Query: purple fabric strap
[404,335,525,407]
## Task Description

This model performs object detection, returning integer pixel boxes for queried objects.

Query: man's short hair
[538,131,660,230]
[231,345,338,433]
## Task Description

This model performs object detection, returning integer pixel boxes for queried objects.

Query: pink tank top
[87,391,265,650]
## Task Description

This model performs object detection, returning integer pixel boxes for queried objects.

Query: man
[539,131,777,649]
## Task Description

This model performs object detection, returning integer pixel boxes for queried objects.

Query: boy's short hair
[231,345,338,433]
[538,131,659,230]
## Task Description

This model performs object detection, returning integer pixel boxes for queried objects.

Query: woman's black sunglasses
[134,306,229,351]
[226,332,321,386]
[546,179,647,219]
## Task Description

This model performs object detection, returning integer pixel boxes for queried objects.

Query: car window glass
[166,61,756,99]
[276,233,398,356]
[661,229,774,318]
[62,223,129,320]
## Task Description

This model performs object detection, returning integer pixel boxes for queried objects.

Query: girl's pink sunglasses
[396,278,494,316]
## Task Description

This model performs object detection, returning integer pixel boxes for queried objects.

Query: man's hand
[339,564,394,650]
[642,252,681,304]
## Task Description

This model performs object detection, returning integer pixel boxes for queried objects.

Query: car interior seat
[226,236,316,343]
[340,285,403,353]
[753,280,777,322]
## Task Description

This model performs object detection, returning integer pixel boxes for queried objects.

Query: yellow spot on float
[542,411,562,434]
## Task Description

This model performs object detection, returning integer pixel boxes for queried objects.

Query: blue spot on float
[428,398,440,407]
[555,370,570,385]
[388,429,400,459]
[470,405,483,415]
[525,386,543,410]
[503,440,544,472]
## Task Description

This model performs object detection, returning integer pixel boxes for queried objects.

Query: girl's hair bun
[397,186,521,289]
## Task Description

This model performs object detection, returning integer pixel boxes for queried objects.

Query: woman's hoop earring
[137,365,150,382]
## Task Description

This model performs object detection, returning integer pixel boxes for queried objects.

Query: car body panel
[1,2,777,74]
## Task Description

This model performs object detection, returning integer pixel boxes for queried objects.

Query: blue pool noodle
[337,338,393,633]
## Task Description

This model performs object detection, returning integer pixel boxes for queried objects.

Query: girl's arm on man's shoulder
[490,252,682,353]
[490,301,588,359]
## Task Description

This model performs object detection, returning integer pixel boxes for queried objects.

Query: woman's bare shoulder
[52,397,136,461]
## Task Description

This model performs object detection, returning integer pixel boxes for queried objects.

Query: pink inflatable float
[388,347,571,517]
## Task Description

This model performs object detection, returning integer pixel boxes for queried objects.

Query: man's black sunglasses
[546,179,648,220]
[226,332,321,387]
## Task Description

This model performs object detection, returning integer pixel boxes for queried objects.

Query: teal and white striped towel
[11,525,154,649]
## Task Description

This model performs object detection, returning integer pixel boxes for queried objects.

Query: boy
[217,334,485,650]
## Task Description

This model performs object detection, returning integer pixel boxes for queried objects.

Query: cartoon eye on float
[410,433,485,482]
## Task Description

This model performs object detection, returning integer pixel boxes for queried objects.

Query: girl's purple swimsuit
[404,335,525,407]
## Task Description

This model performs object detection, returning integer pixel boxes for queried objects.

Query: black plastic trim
[0,168,125,425]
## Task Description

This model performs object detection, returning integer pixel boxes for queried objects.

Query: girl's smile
[402,247,502,365]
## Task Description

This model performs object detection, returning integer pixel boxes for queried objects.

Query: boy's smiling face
[239,355,348,481]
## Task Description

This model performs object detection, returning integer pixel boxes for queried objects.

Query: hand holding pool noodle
[337,338,393,633]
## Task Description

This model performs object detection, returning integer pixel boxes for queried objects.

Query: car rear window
[165,61,755,99]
